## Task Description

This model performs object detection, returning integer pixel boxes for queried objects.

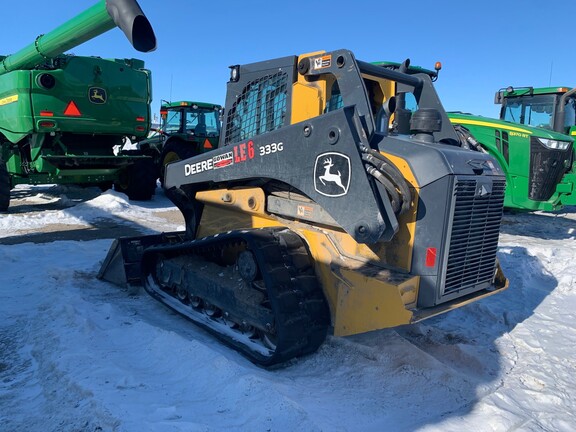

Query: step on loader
[99,49,509,367]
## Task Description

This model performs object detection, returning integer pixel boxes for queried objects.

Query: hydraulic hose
[364,163,401,213]
[453,124,486,153]
[361,148,412,215]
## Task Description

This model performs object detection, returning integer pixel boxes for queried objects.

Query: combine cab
[0,0,157,211]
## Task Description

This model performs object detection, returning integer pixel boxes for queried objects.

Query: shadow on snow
[500,207,576,240]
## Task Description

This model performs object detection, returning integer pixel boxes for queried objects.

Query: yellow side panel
[380,152,420,188]
[330,267,418,336]
[195,189,281,237]
[291,82,324,125]
[291,51,327,125]
[299,230,419,336]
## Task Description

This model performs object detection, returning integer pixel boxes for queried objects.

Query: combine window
[225,72,288,144]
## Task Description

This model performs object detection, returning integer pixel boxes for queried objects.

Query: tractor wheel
[114,157,157,201]
[159,138,198,187]
[0,159,10,212]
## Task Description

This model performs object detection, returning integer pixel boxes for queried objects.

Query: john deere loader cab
[139,101,221,183]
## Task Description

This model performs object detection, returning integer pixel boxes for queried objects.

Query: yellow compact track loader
[100,49,508,366]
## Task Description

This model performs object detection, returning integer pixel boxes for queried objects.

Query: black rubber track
[140,227,330,367]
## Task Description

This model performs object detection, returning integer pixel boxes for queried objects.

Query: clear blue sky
[3,0,575,123]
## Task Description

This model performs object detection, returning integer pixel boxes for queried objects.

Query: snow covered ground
[1,185,575,432]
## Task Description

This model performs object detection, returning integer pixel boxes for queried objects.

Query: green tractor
[446,112,574,211]
[139,101,222,184]
[0,0,157,211]
[487,86,576,211]
[375,61,576,211]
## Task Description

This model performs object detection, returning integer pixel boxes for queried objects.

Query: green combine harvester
[0,0,157,211]
[375,61,576,212]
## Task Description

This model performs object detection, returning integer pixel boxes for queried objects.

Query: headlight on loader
[537,138,571,150]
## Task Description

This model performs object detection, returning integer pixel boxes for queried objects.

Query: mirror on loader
[100,49,508,367]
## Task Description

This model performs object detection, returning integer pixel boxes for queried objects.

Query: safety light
[434,61,442,72]
[136,126,146,132]
[425,247,437,267]
[136,116,145,122]
[229,65,240,82]
[39,120,55,128]
[537,138,571,150]
[40,110,54,117]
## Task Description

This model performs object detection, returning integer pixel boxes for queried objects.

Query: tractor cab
[496,86,576,137]
[158,101,222,143]
[153,101,222,183]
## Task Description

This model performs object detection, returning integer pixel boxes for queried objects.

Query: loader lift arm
[164,50,459,244]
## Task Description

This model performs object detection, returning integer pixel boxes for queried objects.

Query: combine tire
[0,159,9,212]
[159,138,197,186]
[114,158,157,201]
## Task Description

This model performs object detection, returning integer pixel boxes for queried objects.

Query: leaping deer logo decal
[89,87,107,104]
[314,152,351,197]
[319,157,346,192]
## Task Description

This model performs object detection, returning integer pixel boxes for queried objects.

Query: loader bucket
[98,232,186,286]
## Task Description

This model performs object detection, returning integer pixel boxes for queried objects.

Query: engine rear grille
[443,178,505,296]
